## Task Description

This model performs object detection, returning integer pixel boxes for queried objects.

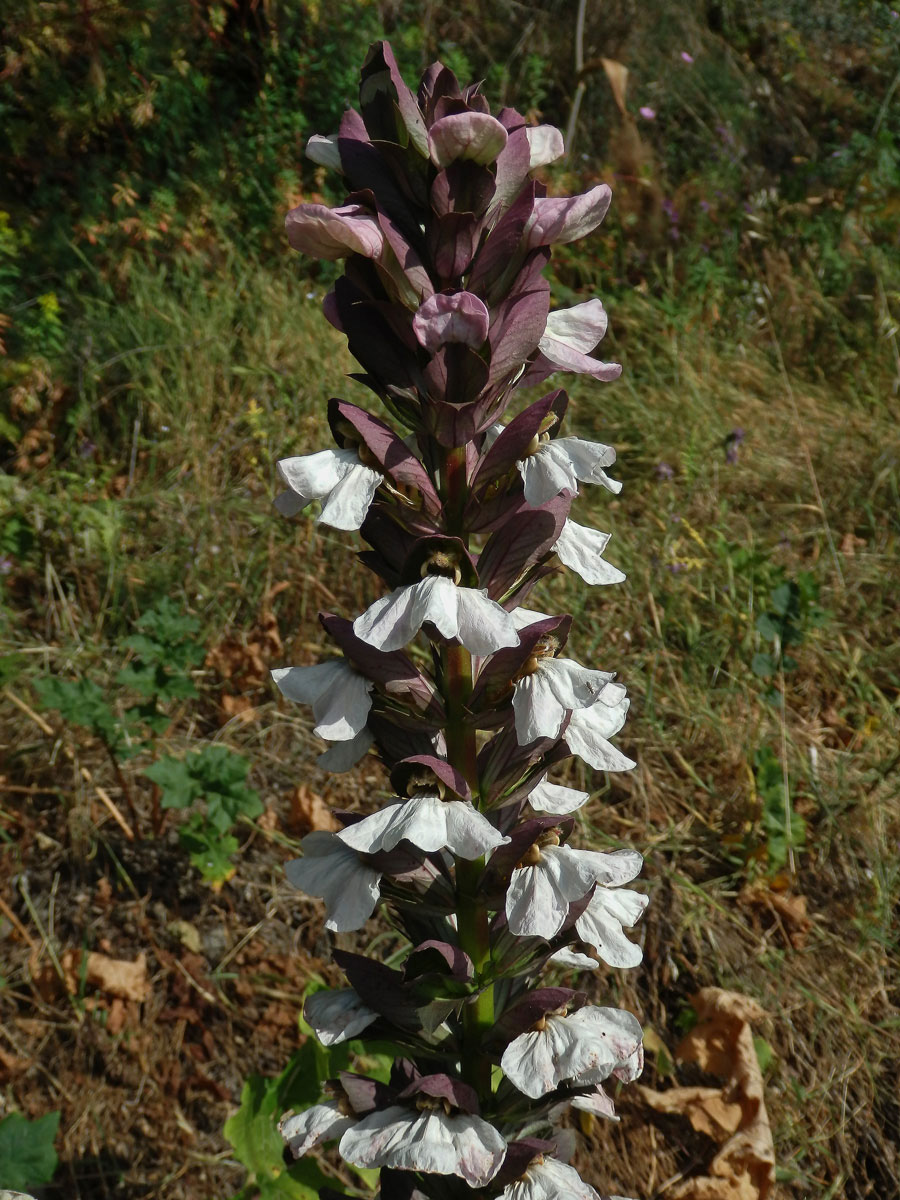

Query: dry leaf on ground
[639,987,775,1200]
[286,785,338,834]
[60,949,151,1002]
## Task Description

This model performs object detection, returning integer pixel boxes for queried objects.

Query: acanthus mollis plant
[271,42,647,1200]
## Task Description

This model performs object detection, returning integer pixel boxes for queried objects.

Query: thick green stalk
[439,444,495,1101]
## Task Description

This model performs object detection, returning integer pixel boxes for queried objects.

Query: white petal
[575,884,648,969]
[542,301,609,354]
[519,443,578,506]
[285,832,381,932]
[304,988,378,1045]
[338,794,508,858]
[513,673,565,745]
[318,727,374,771]
[554,437,621,495]
[501,1007,642,1098]
[525,124,565,170]
[272,661,372,741]
[564,689,634,773]
[554,520,626,586]
[280,1100,356,1157]
[506,860,570,938]
[339,1106,506,1187]
[306,133,342,171]
[550,947,599,969]
[278,447,352,501]
[500,1156,602,1200]
[528,780,590,814]
[565,1006,644,1085]
[318,462,383,530]
[453,588,521,655]
[571,1086,618,1120]
[354,576,457,652]
[508,605,556,630]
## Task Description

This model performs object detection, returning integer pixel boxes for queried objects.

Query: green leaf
[143,755,202,807]
[755,612,781,640]
[225,1075,331,1199]
[0,1110,60,1190]
[751,652,776,678]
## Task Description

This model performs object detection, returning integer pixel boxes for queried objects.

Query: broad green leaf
[0,1110,60,1190]
[225,1075,331,1199]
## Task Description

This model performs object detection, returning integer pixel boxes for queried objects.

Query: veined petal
[319,462,383,530]
[524,185,612,248]
[542,300,609,354]
[501,1005,642,1098]
[514,659,613,746]
[413,292,490,353]
[428,112,509,168]
[304,988,378,1045]
[554,437,622,494]
[566,1006,644,1082]
[564,683,633,772]
[575,883,648,969]
[280,1100,356,1158]
[528,780,590,814]
[499,1155,602,1200]
[339,1105,506,1187]
[525,124,566,170]
[519,443,578,505]
[506,859,571,938]
[571,1086,618,1120]
[286,202,385,261]
[285,832,381,932]
[271,661,373,741]
[554,520,626,586]
[338,794,508,858]
[354,576,458,652]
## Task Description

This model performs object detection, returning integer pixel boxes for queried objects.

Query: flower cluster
[272,43,647,1200]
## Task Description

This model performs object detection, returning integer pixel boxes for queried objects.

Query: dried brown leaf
[640,988,775,1200]
[287,785,338,834]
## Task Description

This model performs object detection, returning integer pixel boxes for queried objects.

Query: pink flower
[639,106,656,121]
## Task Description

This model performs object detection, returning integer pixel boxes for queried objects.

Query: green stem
[438,443,495,1101]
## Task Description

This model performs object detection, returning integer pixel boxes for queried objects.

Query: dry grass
[0,252,898,1198]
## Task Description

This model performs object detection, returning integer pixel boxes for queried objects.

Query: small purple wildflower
[79,439,97,460]
[656,462,675,481]
[680,51,694,64]
[639,106,656,121]
[725,427,745,465]
[0,556,13,575]
[666,562,686,574]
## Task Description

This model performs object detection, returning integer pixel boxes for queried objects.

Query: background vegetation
[1,1,897,1197]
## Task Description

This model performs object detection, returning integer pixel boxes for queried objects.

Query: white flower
[528,779,590,814]
[550,947,598,970]
[304,988,378,1046]
[499,1155,601,1200]
[513,657,614,745]
[564,683,634,773]
[317,727,375,772]
[553,520,626,586]
[272,660,372,741]
[339,1103,506,1187]
[354,575,519,654]
[500,1004,643,1098]
[285,832,381,932]
[505,843,630,938]
[280,1100,356,1158]
[537,301,620,382]
[574,864,648,969]
[339,793,509,859]
[525,125,565,170]
[518,438,620,507]
[275,447,383,530]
